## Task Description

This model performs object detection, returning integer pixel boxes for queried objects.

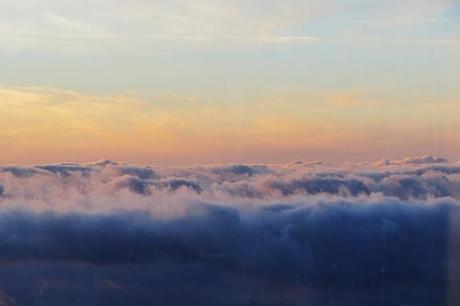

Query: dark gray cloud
[211,164,269,177]
[36,164,93,177]
[0,166,42,178]
[266,176,371,196]
[113,165,155,180]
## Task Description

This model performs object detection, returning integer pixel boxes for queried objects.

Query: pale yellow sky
[0,85,458,165]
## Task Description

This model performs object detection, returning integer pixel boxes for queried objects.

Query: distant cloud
[374,155,449,166]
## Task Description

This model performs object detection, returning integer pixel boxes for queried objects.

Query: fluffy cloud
[0,157,459,305]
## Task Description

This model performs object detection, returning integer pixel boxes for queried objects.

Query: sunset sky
[0,0,459,165]
[1,2,460,304]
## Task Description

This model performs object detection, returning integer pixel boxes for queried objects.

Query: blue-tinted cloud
[0,157,459,305]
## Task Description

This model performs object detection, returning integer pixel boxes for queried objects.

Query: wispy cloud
[0,0,457,53]
[340,18,457,25]
[339,36,460,45]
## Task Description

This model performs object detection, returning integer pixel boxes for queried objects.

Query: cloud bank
[0,156,459,305]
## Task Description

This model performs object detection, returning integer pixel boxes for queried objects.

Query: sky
[0,0,459,165]
[0,2,460,303]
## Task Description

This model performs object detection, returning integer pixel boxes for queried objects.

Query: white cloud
[1,157,459,214]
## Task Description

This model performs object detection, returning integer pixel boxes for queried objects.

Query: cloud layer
[0,156,459,305]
